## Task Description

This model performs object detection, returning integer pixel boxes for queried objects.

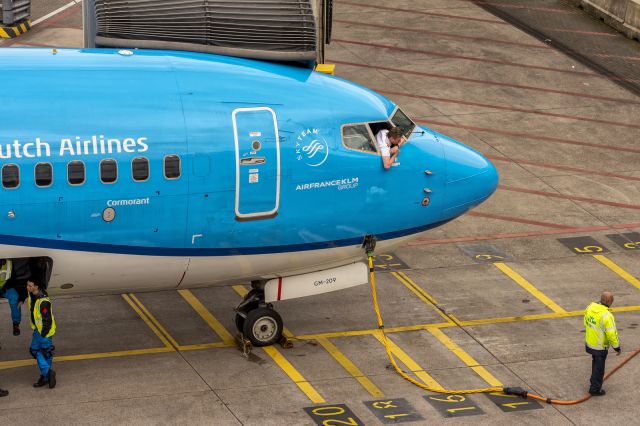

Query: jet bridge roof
[92,0,319,62]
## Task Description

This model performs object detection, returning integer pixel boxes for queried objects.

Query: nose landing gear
[234,281,284,347]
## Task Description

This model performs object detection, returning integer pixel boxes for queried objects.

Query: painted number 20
[311,407,359,426]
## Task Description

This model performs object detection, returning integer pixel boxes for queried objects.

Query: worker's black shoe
[33,376,47,388]
[47,370,56,389]
[589,389,606,396]
[12,323,19,336]
[0,388,8,397]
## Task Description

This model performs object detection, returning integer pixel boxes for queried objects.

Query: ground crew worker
[584,291,620,396]
[0,258,31,336]
[27,279,56,389]
[0,259,20,335]
[0,258,10,397]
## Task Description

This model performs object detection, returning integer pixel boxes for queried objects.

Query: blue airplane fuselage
[0,48,498,293]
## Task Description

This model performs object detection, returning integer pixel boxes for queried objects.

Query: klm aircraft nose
[441,137,499,218]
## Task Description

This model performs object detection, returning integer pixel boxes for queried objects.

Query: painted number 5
[574,245,603,253]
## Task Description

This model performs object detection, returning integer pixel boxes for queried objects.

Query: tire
[234,311,245,333]
[234,296,259,333]
[243,307,283,347]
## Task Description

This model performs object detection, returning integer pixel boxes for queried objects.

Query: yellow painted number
[312,407,345,416]
[372,401,397,409]
[312,407,360,426]
[489,392,530,409]
[475,254,504,261]
[502,402,529,409]
[322,419,359,426]
[384,414,410,419]
[429,395,477,414]
[374,254,401,269]
[447,407,477,413]
[574,245,603,253]
[429,395,465,403]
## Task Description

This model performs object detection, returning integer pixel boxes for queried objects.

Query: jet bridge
[83,0,332,65]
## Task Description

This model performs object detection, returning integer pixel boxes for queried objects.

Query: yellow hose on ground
[367,253,502,395]
[366,252,640,402]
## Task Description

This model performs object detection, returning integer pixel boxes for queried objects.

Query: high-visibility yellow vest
[29,296,56,337]
[584,302,619,350]
[0,260,12,289]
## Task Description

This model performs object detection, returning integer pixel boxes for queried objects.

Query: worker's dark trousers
[589,349,607,393]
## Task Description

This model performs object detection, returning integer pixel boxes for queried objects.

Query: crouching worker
[27,279,56,389]
[0,258,22,335]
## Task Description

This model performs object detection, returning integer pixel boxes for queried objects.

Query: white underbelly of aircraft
[0,231,427,295]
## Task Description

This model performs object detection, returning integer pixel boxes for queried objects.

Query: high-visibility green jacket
[0,259,12,289]
[584,302,619,351]
[29,295,56,338]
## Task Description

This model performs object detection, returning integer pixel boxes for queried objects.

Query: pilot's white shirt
[375,129,391,157]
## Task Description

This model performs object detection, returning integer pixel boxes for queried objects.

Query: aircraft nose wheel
[242,307,283,347]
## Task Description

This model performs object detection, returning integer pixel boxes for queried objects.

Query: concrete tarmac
[1,1,640,424]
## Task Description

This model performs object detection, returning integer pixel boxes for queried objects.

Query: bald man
[584,292,621,396]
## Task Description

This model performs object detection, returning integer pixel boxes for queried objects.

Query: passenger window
[2,164,19,189]
[342,124,377,153]
[35,163,53,187]
[164,155,181,179]
[67,161,85,185]
[100,159,118,184]
[132,157,149,181]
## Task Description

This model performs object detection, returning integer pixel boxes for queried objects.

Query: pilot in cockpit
[375,126,404,170]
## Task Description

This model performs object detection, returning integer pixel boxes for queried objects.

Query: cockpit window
[391,108,416,138]
[342,124,377,153]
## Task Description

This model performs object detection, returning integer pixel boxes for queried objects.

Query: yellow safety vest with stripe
[584,302,619,351]
[29,296,56,337]
[0,260,12,289]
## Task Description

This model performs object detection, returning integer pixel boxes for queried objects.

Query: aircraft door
[233,107,280,220]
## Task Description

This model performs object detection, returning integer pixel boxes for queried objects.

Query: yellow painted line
[178,289,235,343]
[232,285,248,297]
[296,305,640,340]
[371,331,443,390]
[392,271,455,324]
[296,322,451,340]
[445,305,640,327]
[593,255,640,290]
[178,342,235,351]
[493,262,566,314]
[128,294,180,350]
[0,347,173,371]
[611,305,640,313]
[55,348,172,362]
[458,311,573,327]
[316,337,384,397]
[428,328,502,387]
[262,345,325,403]
[122,294,175,350]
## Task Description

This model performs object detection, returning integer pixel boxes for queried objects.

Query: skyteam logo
[296,128,329,167]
